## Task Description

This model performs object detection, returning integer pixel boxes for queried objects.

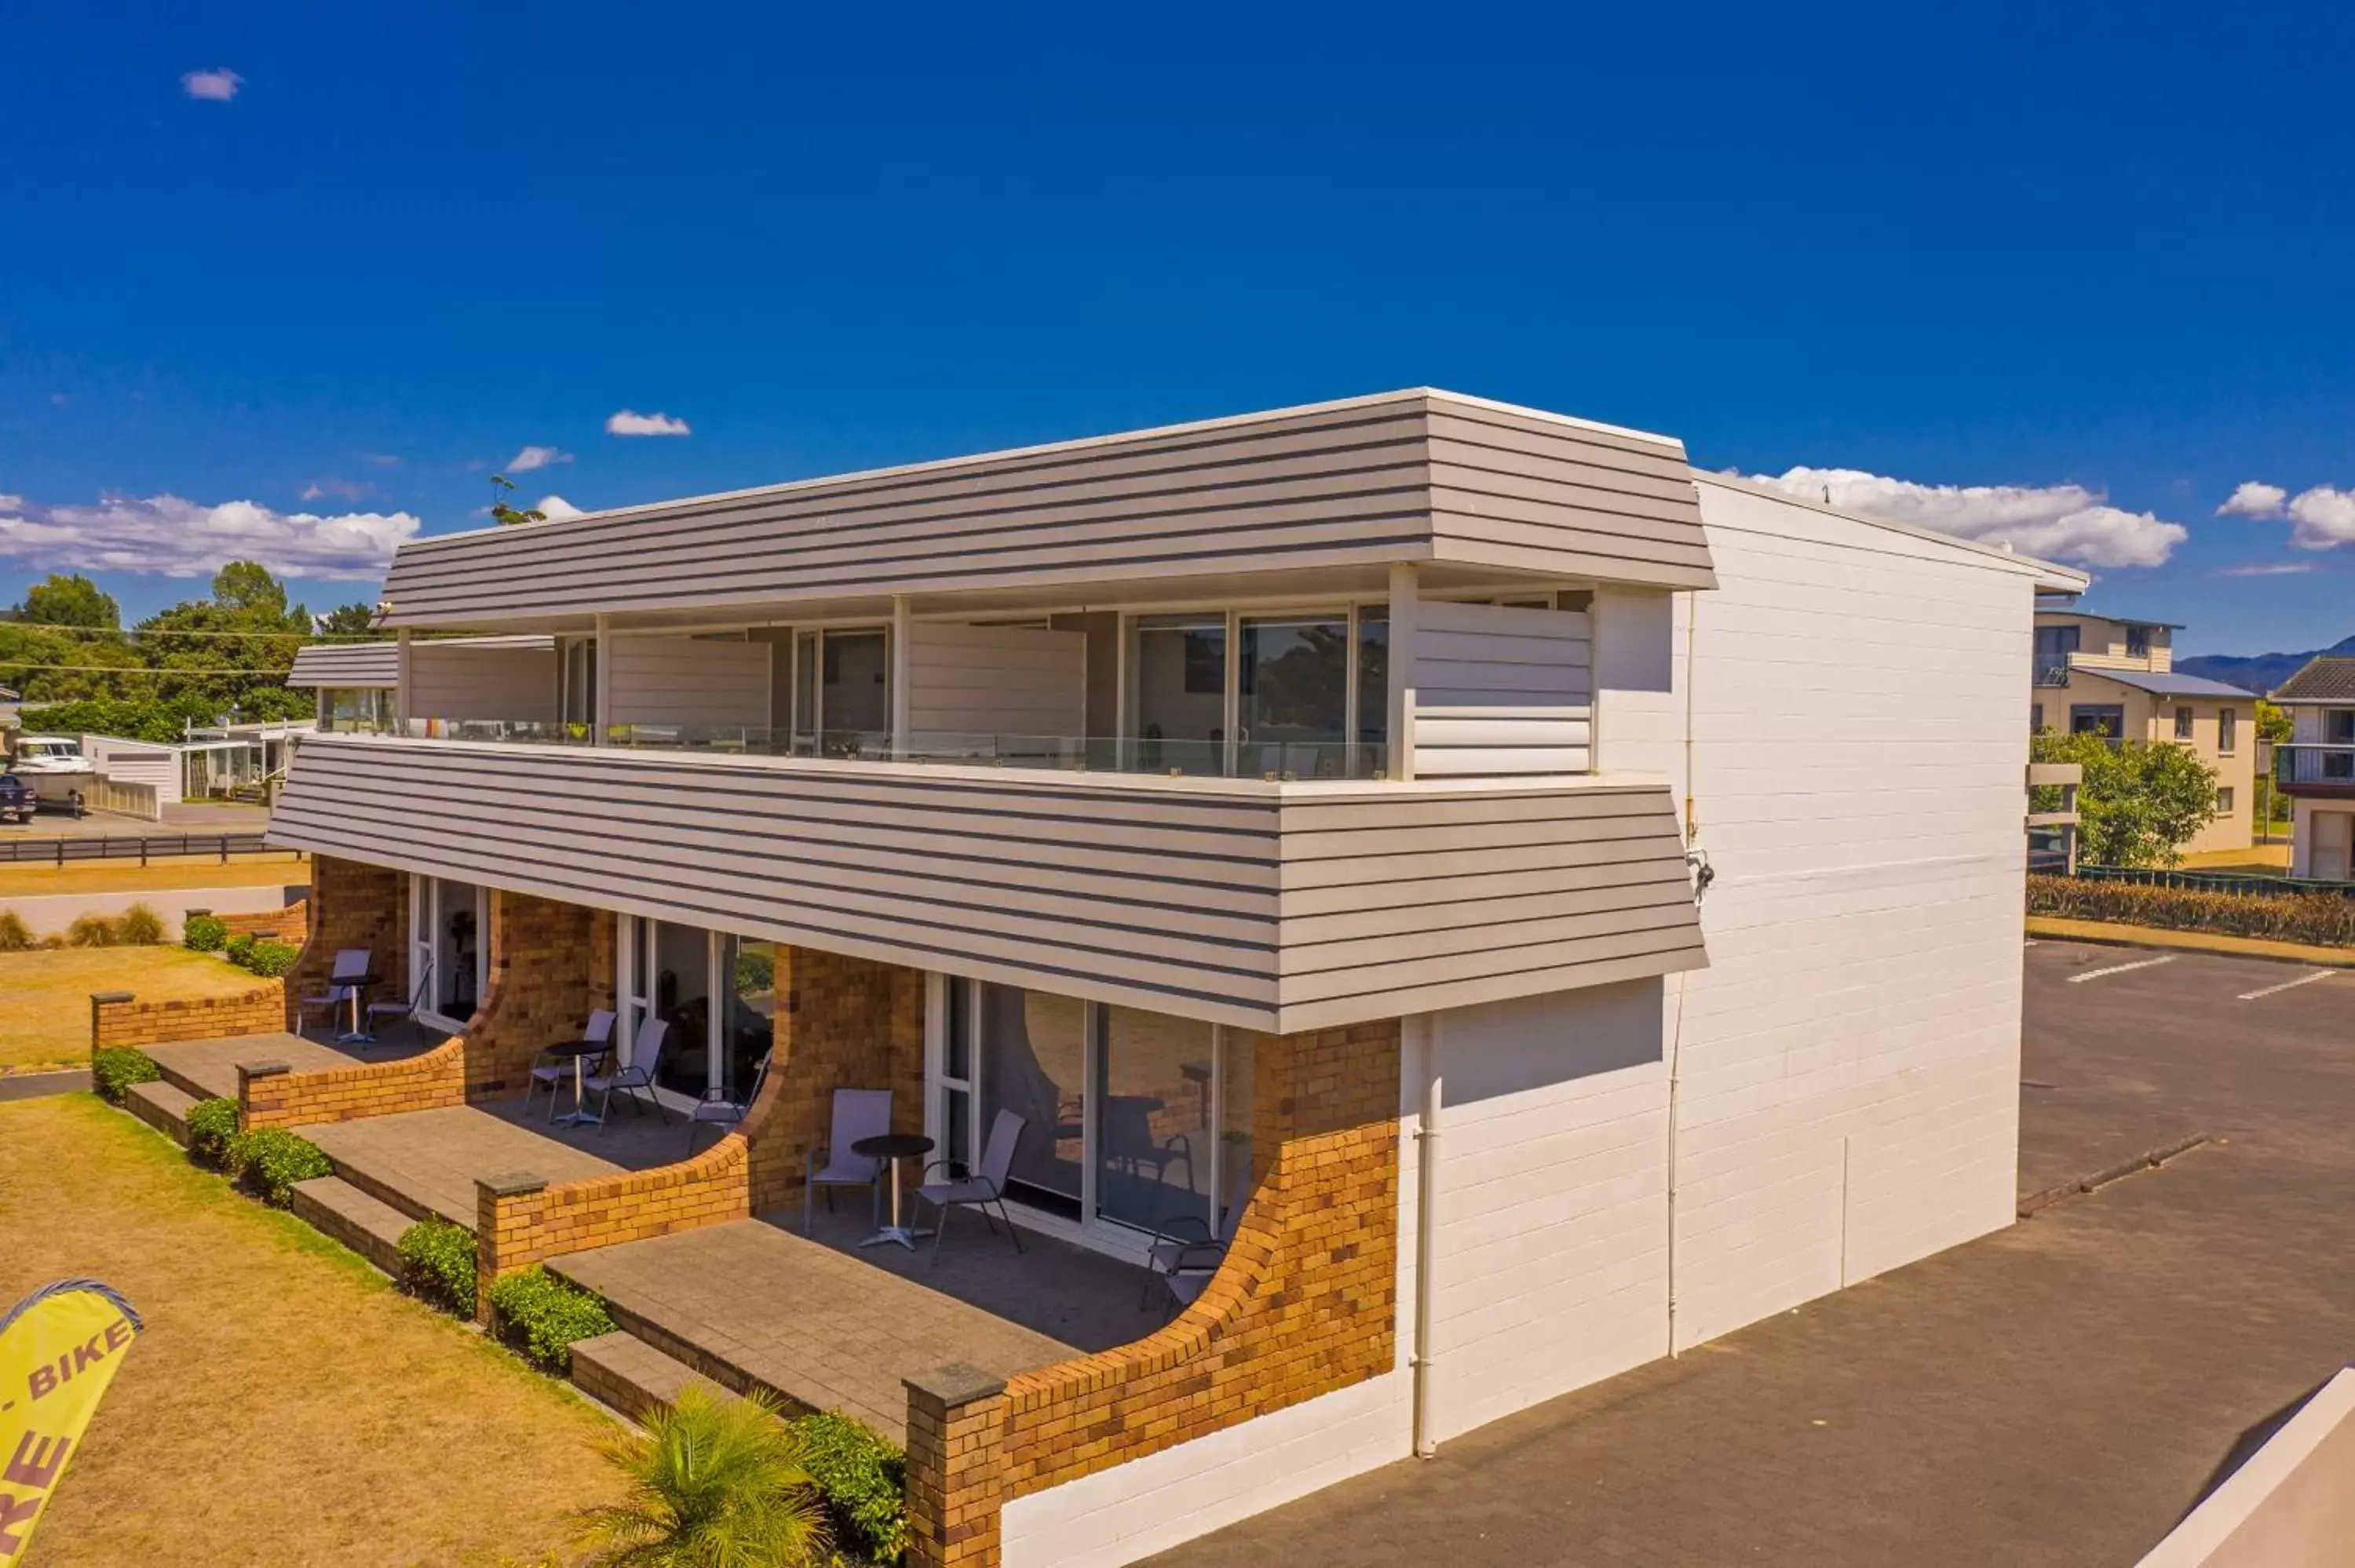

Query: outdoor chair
[526,1008,615,1122]
[1139,1201,1241,1314]
[915,1109,1026,1263]
[585,1016,670,1126]
[804,1088,893,1234]
[360,961,433,1048]
[1101,1094,1194,1197]
[685,1049,771,1155]
[297,947,372,1035]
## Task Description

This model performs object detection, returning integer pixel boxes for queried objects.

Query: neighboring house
[2269,655,2355,881]
[2031,609,2255,856]
[262,389,2086,1567]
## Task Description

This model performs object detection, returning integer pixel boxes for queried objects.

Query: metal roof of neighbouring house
[2271,655,2355,704]
[2074,668,2256,699]
[2033,608,2185,630]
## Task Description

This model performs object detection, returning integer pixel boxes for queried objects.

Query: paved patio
[145,1028,440,1101]
[308,1099,688,1225]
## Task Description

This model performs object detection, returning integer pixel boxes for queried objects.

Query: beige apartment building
[2031,610,2254,858]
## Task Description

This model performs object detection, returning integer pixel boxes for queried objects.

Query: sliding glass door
[408,874,487,1028]
[615,915,772,1097]
[1126,606,1386,779]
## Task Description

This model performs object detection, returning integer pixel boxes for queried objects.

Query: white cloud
[505,444,572,473]
[300,478,371,503]
[361,452,400,468]
[1744,466,2187,568]
[605,410,691,437]
[2216,562,2316,578]
[181,68,243,101]
[2218,481,2288,519]
[535,494,584,520]
[0,493,418,581]
[2286,486,2355,549]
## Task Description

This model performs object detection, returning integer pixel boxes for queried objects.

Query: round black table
[852,1132,936,1251]
[542,1038,611,1127]
[334,973,384,1045]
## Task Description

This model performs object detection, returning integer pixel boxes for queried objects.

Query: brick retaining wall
[903,1018,1403,1567]
[90,982,289,1050]
[746,947,926,1213]
[462,892,615,1099]
[240,1038,469,1130]
[214,899,309,946]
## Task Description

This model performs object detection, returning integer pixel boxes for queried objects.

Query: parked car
[0,774,34,825]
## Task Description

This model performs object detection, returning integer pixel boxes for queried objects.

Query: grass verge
[0,947,275,1074]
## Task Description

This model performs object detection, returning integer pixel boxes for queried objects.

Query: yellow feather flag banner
[0,1280,142,1566]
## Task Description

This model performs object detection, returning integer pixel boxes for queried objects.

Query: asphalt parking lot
[1150,941,2353,1568]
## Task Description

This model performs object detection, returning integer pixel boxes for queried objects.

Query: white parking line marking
[2024,939,2040,947]
[2066,956,2177,984]
[2237,970,2337,1002]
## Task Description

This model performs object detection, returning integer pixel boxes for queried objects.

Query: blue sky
[2,2,2350,653]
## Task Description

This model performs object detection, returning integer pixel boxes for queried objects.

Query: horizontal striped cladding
[411,642,559,722]
[1413,600,1595,778]
[287,642,398,687]
[268,737,1707,1030]
[607,636,769,727]
[1425,403,1714,589]
[373,392,1715,624]
[904,622,1086,735]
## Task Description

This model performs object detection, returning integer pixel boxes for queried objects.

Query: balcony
[2276,743,2355,797]
[268,731,1707,1035]
[2033,664,2074,688]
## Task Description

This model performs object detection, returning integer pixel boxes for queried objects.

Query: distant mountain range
[2178,635,2355,696]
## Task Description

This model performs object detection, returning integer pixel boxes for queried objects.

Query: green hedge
[89,1047,160,1105]
[182,913,228,952]
[225,1126,334,1206]
[225,931,257,965]
[184,1096,240,1167]
[487,1268,615,1373]
[237,939,302,978]
[791,1409,907,1563]
[2028,873,2355,948]
[396,1219,478,1315]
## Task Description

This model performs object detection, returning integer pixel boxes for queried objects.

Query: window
[2218,709,2237,753]
[2175,706,2195,740]
[2217,786,2236,815]
[2127,625,2152,659]
[2031,704,2044,733]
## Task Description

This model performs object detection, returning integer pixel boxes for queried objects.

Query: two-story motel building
[273,389,2085,1566]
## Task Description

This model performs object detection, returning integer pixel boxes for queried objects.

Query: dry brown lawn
[2,1094,623,1566]
[0,947,274,1073]
[0,855,306,897]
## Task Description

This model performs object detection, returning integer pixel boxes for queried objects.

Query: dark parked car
[0,774,36,825]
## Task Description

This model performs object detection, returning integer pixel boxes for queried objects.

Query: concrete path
[0,1069,87,1101]
[1148,941,2355,1568]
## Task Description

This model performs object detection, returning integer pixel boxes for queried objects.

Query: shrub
[790,1410,906,1564]
[89,1046,161,1106]
[397,1218,479,1315]
[2028,873,2355,948]
[239,939,301,978]
[115,903,165,946]
[224,931,257,966]
[184,1096,240,1167]
[225,1126,334,1206]
[182,913,229,952]
[489,1268,616,1373]
[574,1384,827,1567]
[66,913,119,948]
[0,911,33,952]
[37,934,64,950]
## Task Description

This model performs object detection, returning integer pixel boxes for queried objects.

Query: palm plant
[575,1385,829,1567]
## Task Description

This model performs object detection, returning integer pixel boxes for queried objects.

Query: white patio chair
[526,1008,615,1122]
[804,1088,892,1234]
[360,961,433,1048]
[915,1109,1026,1264]
[685,1049,772,1155]
[586,1016,670,1126]
[298,948,372,1035]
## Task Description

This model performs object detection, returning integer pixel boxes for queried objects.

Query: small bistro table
[334,973,384,1046]
[543,1038,612,1128]
[852,1132,936,1251]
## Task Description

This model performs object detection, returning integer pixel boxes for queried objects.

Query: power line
[0,663,303,676]
[0,621,387,641]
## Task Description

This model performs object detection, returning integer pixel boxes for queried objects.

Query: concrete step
[150,1057,221,1103]
[125,1080,200,1145]
[290,1175,417,1278]
[571,1330,729,1425]
[318,1153,447,1228]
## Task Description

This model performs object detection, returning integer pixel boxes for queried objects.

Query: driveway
[1149,942,2354,1568]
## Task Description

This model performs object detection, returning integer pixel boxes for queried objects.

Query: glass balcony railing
[389,719,1393,782]
[2276,743,2355,786]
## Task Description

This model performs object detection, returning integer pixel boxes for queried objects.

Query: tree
[488,473,546,527]
[573,1385,827,1566]
[2031,729,2220,867]
[315,602,388,640]
[20,573,120,629]
[2257,698,2294,746]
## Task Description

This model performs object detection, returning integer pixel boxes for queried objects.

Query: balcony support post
[593,613,612,743]
[394,628,412,735]
[890,594,912,760]
[1387,562,1418,781]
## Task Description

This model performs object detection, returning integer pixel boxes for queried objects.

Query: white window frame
[410,874,488,1034]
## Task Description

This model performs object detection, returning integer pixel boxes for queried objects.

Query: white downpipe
[1410,1013,1441,1458]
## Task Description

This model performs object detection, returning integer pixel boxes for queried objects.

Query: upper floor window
[2217,786,2236,815]
[2174,706,2195,740]
[2127,626,2152,659]
[2329,709,2355,746]
[2218,709,2237,753]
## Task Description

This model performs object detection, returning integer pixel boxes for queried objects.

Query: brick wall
[241,1037,468,1129]
[903,1018,1402,1568]
[285,855,407,1032]
[90,982,289,1050]
[744,946,926,1213]
[461,892,615,1099]
[214,899,309,946]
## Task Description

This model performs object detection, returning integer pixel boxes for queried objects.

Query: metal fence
[0,833,290,866]
[2070,864,2355,900]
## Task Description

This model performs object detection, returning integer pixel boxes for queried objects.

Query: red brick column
[905,1366,1011,1568]
[284,855,407,1032]
[743,946,926,1214]
[461,892,615,1099]
[902,1018,1402,1566]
